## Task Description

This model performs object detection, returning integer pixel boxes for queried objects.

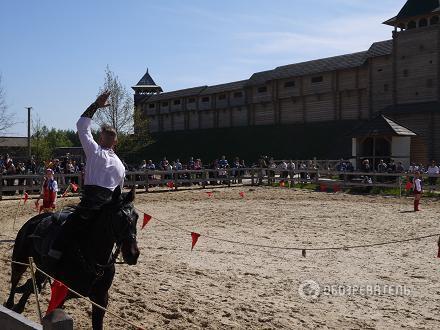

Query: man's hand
[81,91,111,118]
[95,91,111,109]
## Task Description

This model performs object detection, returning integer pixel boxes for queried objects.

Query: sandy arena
[1,187,440,329]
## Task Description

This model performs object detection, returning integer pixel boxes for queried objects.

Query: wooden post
[174,172,178,191]
[145,171,149,192]
[0,174,3,201]
[42,309,73,330]
[202,170,207,189]
[28,257,43,324]
[251,170,255,186]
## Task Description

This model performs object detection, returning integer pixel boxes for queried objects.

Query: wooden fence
[0,169,439,199]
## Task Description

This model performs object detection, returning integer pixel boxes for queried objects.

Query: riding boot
[416,200,420,211]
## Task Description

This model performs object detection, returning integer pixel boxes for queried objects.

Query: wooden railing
[0,169,439,199]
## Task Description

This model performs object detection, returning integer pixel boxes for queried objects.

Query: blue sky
[0,0,403,136]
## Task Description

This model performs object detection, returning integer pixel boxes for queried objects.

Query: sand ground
[1,186,440,329]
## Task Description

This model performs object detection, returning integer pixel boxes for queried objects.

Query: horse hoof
[12,304,25,314]
[3,301,13,309]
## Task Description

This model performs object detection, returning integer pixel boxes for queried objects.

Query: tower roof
[132,69,163,93]
[384,0,440,26]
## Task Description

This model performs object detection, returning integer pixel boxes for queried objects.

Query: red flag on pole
[70,183,78,192]
[23,192,29,204]
[405,181,413,192]
[206,192,213,197]
[167,181,174,189]
[46,280,68,315]
[239,192,245,198]
[191,232,201,250]
[142,214,152,229]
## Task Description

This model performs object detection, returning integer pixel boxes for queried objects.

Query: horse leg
[90,291,109,330]
[4,263,28,309]
[12,270,46,314]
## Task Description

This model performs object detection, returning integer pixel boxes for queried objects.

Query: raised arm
[76,92,111,156]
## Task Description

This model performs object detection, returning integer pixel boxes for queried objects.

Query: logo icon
[298,280,320,301]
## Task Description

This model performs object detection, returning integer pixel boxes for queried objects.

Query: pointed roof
[352,115,416,138]
[132,69,163,93]
[384,0,440,26]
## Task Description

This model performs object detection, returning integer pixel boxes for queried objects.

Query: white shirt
[76,117,125,191]
[413,178,422,192]
[427,165,439,175]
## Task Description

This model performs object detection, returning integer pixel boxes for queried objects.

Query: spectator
[377,159,387,173]
[139,160,147,170]
[336,159,347,172]
[218,155,228,168]
[187,157,195,170]
[36,168,58,213]
[268,158,276,184]
[16,162,26,194]
[387,159,396,173]
[396,162,405,173]
[413,171,423,212]
[175,159,183,171]
[146,160,155,170]
[278,160,288,179]
[427,160,439,189]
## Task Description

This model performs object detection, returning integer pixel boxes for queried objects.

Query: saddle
[30,210,72,258]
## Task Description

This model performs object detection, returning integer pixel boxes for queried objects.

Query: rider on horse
[47,91,126,267]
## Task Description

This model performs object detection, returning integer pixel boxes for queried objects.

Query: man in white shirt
[427,160,439,188]
[48,91,125,263]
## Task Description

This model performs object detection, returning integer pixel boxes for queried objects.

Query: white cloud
[235,13,393,61]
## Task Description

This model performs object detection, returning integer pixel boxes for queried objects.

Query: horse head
[109,187,140,265]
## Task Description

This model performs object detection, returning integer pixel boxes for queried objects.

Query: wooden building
[134,0,440,163]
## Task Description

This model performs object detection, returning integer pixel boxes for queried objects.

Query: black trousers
[51,185,113,253]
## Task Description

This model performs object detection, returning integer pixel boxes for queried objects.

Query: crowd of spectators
[1,152,439,194]
[0,153,84,195]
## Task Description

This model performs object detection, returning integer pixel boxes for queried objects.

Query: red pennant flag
[405,182,413,192]
[239,192,245,198]
[142,214,152,229]
[23,192,29,204]
[167,181,174,189]
[191,232,201,251]
[46,280,68,315]
[320,184,327,192]
[70,183,78,192]
[206,192,213,197]
[333,185,340,192]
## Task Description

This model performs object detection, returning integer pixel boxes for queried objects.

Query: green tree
[97,66,153,162]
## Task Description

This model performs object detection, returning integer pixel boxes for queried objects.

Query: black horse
[4,187,140,330]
